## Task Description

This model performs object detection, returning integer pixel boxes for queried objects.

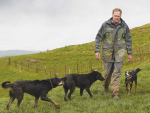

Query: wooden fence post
[81,62,82,73]
[148,44,150,57]
[145,45,147,60]
[136,48,138,61]
[59,66,60,76]
[83,63,84,73]
[124,56,126,64]
[139,47,141,61]
[36,64,38,73]
[62,66,64,76]
[15,60,17,67]
[45,66,46,75]
[97,60,99,70]
[69,68,70,74]
[65,65,66,76]
[77,63,78,74]
[28,62,30,71]
[9,57,10,65]
[141,46,143,60]
[90,60,92,71]
[21,61,22,70]
[132,50,135,62]
[49,70,51,78]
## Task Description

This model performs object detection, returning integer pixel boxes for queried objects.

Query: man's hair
[112,8,122,15]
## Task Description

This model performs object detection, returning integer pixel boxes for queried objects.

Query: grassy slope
[1,23,150,67]
[0,23,150,112]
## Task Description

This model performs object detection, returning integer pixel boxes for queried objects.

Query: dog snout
[58,81,64,85]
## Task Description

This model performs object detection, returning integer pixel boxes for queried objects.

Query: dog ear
[91,68,94,72]
[63,77,67,81]
[54,73,58,78]
[52,79,57,84]
[131,72,134,75]
[60,77,67,81]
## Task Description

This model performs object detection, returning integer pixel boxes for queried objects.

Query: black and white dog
[125,68,141,94]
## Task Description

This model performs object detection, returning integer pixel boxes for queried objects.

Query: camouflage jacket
[95,18,132,62]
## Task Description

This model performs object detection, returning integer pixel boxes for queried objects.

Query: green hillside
[0,23,150,112]
[1,23,150,67]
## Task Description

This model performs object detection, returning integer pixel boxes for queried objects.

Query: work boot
[103,87,108,95]
[112,95,120,100]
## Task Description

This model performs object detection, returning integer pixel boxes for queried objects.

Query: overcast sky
[0,0,150,51]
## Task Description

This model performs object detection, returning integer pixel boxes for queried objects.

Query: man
[95,8,132,99]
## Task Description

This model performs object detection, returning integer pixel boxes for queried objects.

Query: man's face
[112,11,121,25]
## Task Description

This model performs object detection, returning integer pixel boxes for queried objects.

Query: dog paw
[55,104,60,109]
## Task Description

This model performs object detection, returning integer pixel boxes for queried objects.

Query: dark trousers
[103,60,123,96]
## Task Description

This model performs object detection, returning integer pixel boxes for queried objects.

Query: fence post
[59,66,60,76]
[45,66,46,75]
[28,63,29,71]
[65,65,66,76]
[132,49,135,62]
[73,64,75,74]
[141,46,143,60]
[90,60,92,71]
[21,61,22,70]
[15,60,17,67]
[148,44,150,57]
[83,63,84,73]
[77,63,78,74]
[61,67,63,76]
[136,48,138,61]
[145,45,147,60]
[49,70,51,78]
[139,47,141,61]
[9,57,11,65]
[124,56,126,64]
[81,62,82,73]
[36,64,38,73]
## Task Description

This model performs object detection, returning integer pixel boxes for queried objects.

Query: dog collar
[126,75,132,80]
[50,80,53,88]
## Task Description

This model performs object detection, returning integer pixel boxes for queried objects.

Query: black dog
[63,71,105,101]
[125,68,141,94]
[2,74,66,110]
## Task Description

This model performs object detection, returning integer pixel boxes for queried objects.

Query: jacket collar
[106,17,125,27]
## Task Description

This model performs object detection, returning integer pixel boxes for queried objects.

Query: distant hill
[0,50,40,57]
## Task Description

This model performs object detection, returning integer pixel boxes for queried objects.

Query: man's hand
[128,55,132,62]
[95,52,100,60]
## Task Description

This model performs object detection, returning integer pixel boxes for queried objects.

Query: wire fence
[0,44,150,77]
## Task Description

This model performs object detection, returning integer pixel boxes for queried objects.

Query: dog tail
[135,68,141,74]
[2,81,12,89]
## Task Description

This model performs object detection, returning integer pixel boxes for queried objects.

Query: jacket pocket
[118,49,126,57]
[103,28,114,44]
[118,29,126,44]
[102,47,113,59]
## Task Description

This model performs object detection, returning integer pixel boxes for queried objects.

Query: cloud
[0,0,150,51]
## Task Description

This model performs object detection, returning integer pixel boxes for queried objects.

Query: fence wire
[0,45,150,77]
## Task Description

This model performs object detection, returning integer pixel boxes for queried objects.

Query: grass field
[0,59,150,113]
[0,23,150,113]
